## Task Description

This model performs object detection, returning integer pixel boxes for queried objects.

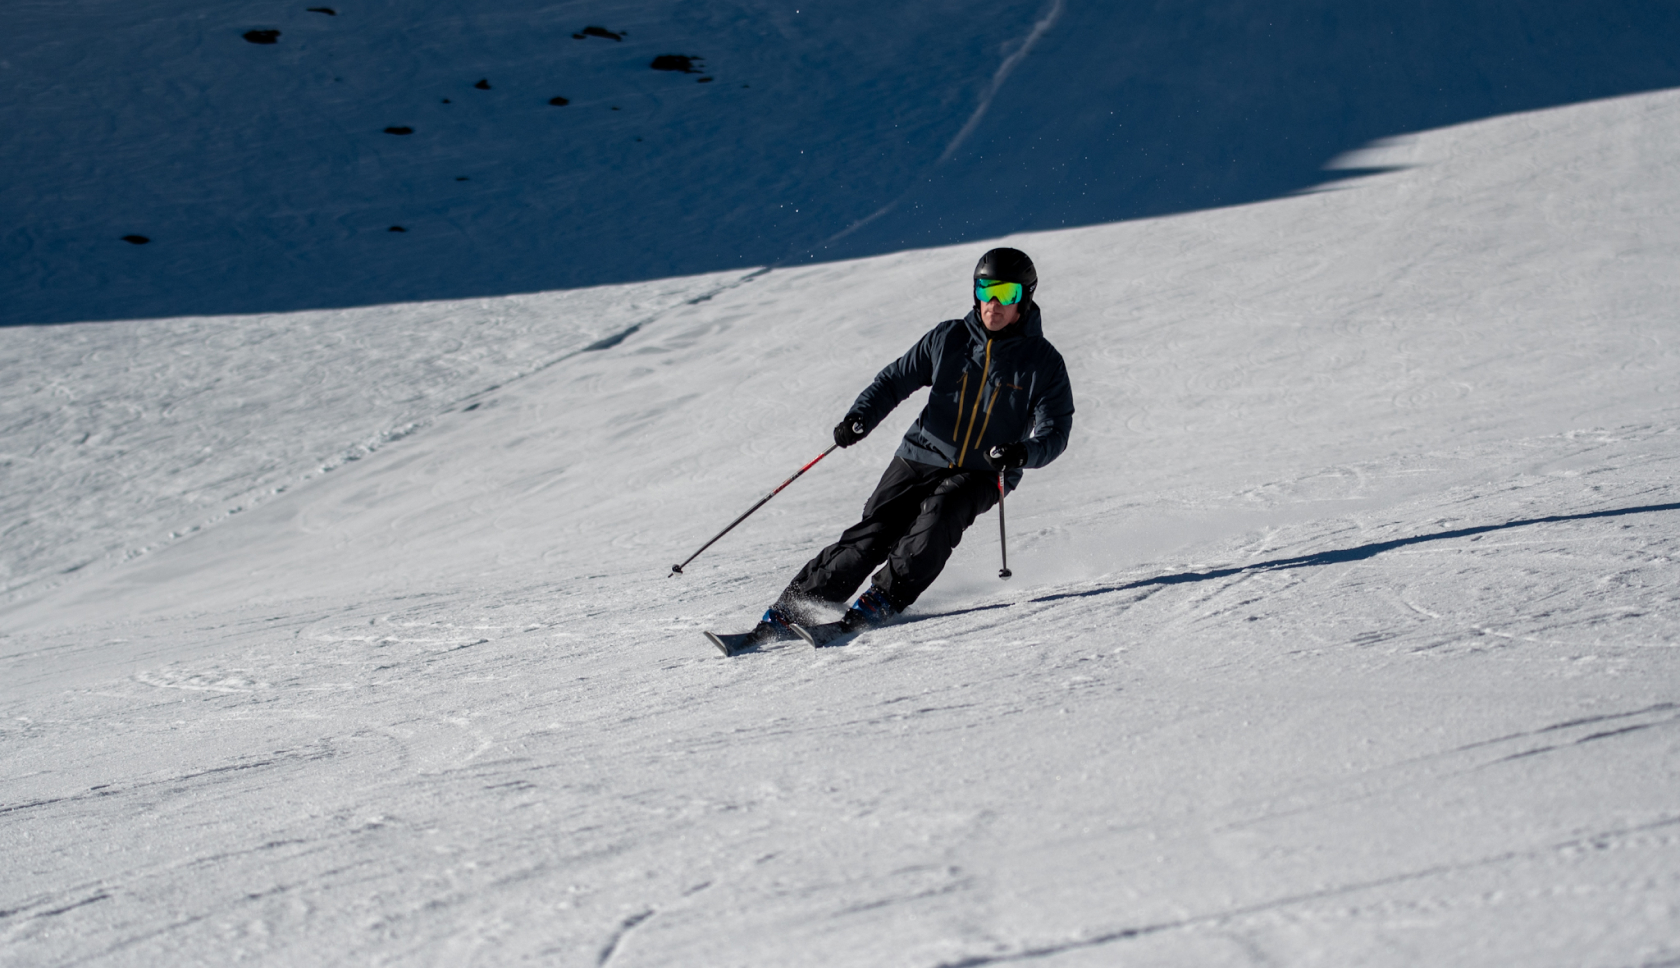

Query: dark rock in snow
[474,78,492,90]
[384,126,413,135]
[548,96,570,106]
[574,26,622,41]
[121,235,150,245]
[388,226,406,232]
[650,55,701,73]
[307,7,336,14]
[243,29,281,44]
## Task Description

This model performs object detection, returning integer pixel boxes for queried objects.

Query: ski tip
[703,631,734,657]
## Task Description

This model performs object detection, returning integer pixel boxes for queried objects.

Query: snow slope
[5,81,1680,965]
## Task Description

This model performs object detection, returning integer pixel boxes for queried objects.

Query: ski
[704,630,760,656]
[791,621,851,648]
[706,615,872,656]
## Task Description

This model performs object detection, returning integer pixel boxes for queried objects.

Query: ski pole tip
[999,568,1012,579]
[670,563,684,576]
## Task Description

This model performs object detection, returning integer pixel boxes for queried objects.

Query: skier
[732,247,1075,650]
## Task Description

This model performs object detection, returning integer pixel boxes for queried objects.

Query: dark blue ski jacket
[847,303,1074,489]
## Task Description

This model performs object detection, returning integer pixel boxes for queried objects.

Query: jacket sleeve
[845,322,946,432]
[1023,350,1074,469]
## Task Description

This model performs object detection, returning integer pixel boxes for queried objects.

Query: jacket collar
[964,302,1043,344]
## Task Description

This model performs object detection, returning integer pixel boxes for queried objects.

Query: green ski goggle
[975,279,1024,305]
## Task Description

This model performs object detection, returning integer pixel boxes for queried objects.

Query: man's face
[980,295,1021,332]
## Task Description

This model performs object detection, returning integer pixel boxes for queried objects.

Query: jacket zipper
[950,370,970,466]
[970,374,1004,461]
[955,340,992,467]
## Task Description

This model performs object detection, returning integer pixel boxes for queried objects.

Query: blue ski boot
[841,585,900,632]
[704,605,801,656]
[793,586,901,647]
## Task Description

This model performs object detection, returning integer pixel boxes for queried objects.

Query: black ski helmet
[973,247,1038,312]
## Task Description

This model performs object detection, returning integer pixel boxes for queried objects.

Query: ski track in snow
[4,86,1680,968]
[0,268,763,606]
[817,0,1066,253]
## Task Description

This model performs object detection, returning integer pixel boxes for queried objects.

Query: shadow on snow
[1028,501,1680,606]
[6,1,1680,325]
[905,501,1680,625]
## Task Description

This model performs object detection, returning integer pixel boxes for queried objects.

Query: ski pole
[670,443,841,576]
[996,468,1013,579]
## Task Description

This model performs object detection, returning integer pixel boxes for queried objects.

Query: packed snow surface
[6,51,1680,968]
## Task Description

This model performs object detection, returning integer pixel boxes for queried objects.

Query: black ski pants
[777,457,1000,620]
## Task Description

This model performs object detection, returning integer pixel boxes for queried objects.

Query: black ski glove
[833,414,868,448]
[987,441,1028,469]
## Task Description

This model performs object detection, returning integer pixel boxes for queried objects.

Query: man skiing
[721,247,1074,652]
